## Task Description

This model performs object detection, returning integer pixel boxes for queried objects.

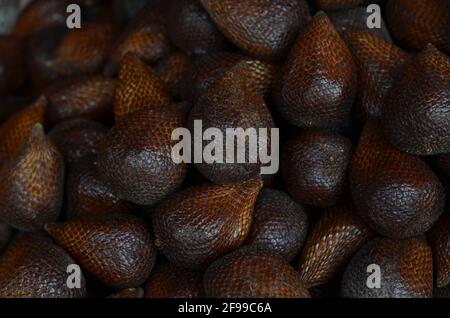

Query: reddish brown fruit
[313,0,363,10]
[0,233,86,298]
[98,103,189,206]
[299,204,374,288]
[341,237,433,298]
[274,12,357,129]
[0,36,25,96]
[45,214,156,289]
[105,3,171,75]
[144,261,205,298]
[247,188,308,261]
[13,0,70,37]
[44,75,116,126]
[114,53,173,121]
[52,22,116,76]
[189,61,276,184]
[350,121,445,238]
[154,51,192,98]
[382,44,450,155]
[108,288,144,298]
[0,124,64,232]
[167,0,229,55]
[282,130,352,208]
[347,31,409,122]
[204,247,310,298]
[201,0,311,61]
[66,157,135,219]
[48,118,108,166]
[386,0,450,54]
[0,223,12,251]
[0,96,46,164]
[152,179,263,270]
[428,208,450,288]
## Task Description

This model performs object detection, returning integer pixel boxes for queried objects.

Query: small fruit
[341,236,433,298]
[45,214,156,289]
[0,233,87,298]
[282,130,352,207]
[152,179,263,270]
[98,103,189,205]
[154,51,192,98]
[274,12,357,129]
[0,124,64,232]
[204,247,310,298]
[247,188,308,261]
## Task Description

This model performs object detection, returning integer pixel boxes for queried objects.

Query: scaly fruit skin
[45,214,156,289]
[313,0,363,10]
[44,75,116,126]
[167,0,229,55]
[152,179,263,270]
[107,288,144,298]
[154,51,192,98]
[0,96,46,164]
[247,188,308,261]
[428,208,450,288]
[282,130,352,208]
[98,103,189,206]
[204,247,310,298]
[13,0,70,38]
[350,121,445,238]
[0,233,86,298]
[0,36,25,96]
[48,118,108,166]
[299,204,373,288]
[66,156,136,219]
[274,12,357,129]
[144,261,205,298]
[341,237,433,298]
[346,31,409,123]
[0,124,64,232]
[114,53,173,121]
[189,61,276,185]
[0,223,12,251]
[382,45,450,156]
[201,0,311,61]
[386,0,450,54]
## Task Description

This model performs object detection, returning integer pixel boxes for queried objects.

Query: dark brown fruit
[154,51,192,98]
[435,284,450,298]
[107,288,144,298]
[114,53,173,121]
[0,124,64,232]
[98,103,189,206]
[347,31,409,122]
[428,208,450,288]
[247,188,308,261]
[13,0,70,37]
[51,22,116,76]
[48,118,108,166]
[45,214,156,289]
[201,0,311,61]
[329,6,392,43]
[350,121,445,238]
[189,61,276,184]
[0,223,12,252]
[45,75,116,126]
[299,204,373,288]
[167,0,229,55]
[386,0,450,54]
[341,237,433,298]
[282,130,352,208]
[105,3,171,75]
[313,0,363,10]
[144,261,205,298]
[152,179,263,270]
[436,153,450,176]
[0,96,46,164]
[0,233,86,298]
[113,0,150,22]
[274,12,357,129]
[382,44,450,155]
[204,247,310,298]
[66,157,135,219]
[0,36,25,96]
